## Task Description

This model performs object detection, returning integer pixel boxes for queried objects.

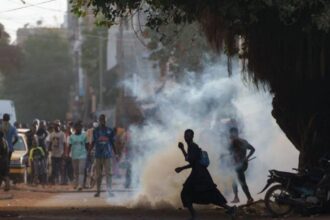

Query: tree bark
[271,80,330,168]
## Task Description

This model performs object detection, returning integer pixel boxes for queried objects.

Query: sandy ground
[0,185,329,220]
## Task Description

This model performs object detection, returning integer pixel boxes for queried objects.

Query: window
[13,136,26,151]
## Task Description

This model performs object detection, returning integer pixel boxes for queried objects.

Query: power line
[0,0,56,14]
[4,0,65,13]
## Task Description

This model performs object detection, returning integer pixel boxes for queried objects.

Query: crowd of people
[0,113,132,197]
[0,112,257,218]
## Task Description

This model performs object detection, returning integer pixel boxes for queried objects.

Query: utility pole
[98,31,104,110]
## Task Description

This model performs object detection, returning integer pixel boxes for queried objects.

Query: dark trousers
[83,153,94,187]
[62,157,73,184]
[7,151,12,174]
[232,169,252,200]
[50,157,62,184]
[32,159,47,184]
[0,158,8,180]
[125,162,132,188]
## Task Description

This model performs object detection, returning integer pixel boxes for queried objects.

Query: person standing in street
[228,127,255,204]
[84,122,97,188]
[1,113,18,191]
[48,120,65,185]
[62,121,73,185]
[92,114,118,197]
[36,120,48,152]
[0,131,10,191]
[29,136,47,186]
[26,124,37,184]
[69,121,88,191]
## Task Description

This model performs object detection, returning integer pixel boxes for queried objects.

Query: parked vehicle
[260,157,330,217]
[9,129,29,184]
[0,100,17,123]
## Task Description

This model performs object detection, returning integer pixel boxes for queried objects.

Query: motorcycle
[260,158,330,217]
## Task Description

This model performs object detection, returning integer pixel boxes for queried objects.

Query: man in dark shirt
[26,124,37,184]
[0,131,9,191]
[36,120,48,151]
[175,129,236,219]
[92,114,118,197]
[228,127,255,204]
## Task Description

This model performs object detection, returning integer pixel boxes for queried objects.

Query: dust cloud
[118,58,298,208]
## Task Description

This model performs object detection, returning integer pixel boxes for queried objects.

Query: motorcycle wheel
[265,184,294,217]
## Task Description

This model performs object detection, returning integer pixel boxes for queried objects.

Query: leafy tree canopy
[70,1,330,39]
[1,30,73,122]
[71,1,330,86]
[0,23,20,75]
[70,1,330,169]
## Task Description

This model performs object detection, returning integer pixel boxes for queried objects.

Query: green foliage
[0,23,10,44]
[70,0,330,45]
[70,0,330,85]
[1,30,73,122]
[145,22,217,78]
[80,21,118,107]
[0,23,20,75]
[81,24,107,87]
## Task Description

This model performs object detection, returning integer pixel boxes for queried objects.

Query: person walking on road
[29,136,47,186]
[175,129,237,220]
[69,121,88,191]
[0,113,18,191]
[36,120,48,152]
[62,121,74,185]
[48,120,65,185]
[92,114,118,197]
[84,122,97,188]
[0,131,10,191]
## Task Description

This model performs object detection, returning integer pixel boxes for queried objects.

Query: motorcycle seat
[273,170,300,179]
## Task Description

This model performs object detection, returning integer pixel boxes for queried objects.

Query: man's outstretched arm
[175,164,192,173]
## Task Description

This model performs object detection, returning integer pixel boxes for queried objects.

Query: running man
[175,129,236,220]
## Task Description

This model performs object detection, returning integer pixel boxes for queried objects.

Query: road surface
[0,185,329,220]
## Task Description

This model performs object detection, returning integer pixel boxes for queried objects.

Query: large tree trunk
[271,80,330,168]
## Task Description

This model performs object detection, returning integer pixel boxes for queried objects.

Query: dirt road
[0,186,329,220]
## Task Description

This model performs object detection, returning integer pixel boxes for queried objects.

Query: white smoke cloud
[118,58,298,208]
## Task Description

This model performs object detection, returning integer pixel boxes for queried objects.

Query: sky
[0,0,67,43]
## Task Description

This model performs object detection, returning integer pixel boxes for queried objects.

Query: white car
[9,129,29,184]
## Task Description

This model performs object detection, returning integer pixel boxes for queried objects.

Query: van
[0,100,17,123]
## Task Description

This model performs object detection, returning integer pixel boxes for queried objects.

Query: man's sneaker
[108,191,115,197]
[94,192,100,197]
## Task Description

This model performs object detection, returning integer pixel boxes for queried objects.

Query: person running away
[175,129,237,220]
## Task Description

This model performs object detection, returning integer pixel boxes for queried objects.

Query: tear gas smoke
[119,58,298,208]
